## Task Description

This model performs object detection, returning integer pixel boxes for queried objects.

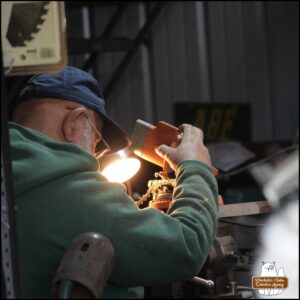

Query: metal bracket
[1,41,20,299]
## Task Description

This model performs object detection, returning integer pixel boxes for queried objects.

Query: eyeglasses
[84,116,111,159]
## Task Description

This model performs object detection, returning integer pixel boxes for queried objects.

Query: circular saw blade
[6,1,50,47]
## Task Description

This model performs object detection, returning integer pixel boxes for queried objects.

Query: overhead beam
[81,3,129,71]
[103,2,165,99]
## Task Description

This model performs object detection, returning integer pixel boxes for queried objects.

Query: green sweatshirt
[9,122,218,299]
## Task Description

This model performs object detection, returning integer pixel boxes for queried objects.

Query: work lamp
[100,149,141,183]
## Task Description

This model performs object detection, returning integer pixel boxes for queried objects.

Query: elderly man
[9,66,218,298]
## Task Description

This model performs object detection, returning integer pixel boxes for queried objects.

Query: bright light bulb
[101,158,141,183]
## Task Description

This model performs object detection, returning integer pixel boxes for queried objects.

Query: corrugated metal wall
[68,1,299,142]
[93,3,155,133]
[204,1,299,141]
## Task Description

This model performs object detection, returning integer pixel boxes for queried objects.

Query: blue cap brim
[99,113,132,154]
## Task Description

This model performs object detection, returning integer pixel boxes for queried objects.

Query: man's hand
[155,124,211,171]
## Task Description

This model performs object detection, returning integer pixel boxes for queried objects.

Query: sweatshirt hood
[9,122,100,197]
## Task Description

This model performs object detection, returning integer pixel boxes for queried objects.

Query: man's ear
[62,106,87,142]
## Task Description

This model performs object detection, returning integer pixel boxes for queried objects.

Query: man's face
[76,116,95,155]
[12,97,109,159]
[76,110,109,159]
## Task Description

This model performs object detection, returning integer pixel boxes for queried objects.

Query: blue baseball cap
[17,66,131,154]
